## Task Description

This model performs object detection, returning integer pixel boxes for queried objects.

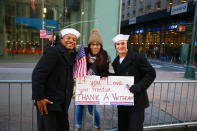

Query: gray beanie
[88,29,103,45]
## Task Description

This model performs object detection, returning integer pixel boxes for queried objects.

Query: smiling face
[115,40,128,57]
[89,42,101,55]
[60,34,77,50]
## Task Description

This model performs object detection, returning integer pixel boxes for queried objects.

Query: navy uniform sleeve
[130,54,156,93]
[32,47,58,100]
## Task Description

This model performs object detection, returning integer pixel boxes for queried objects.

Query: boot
[75,127,81,131]
[94,127,101,131]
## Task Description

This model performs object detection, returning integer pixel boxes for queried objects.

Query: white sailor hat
[60,28,80,38]
[112,34,130,43]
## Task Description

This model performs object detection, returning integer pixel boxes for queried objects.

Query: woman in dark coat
[112,34,156,131]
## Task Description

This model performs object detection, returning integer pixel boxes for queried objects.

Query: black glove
[129,86,136,93]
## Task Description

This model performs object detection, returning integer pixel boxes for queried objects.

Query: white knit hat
[60,28,80,38]
[112,34,130,43]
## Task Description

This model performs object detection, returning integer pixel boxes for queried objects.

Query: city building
[121,0,197,63]
[0,0,120,62]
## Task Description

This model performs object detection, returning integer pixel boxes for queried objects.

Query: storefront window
[129,24,189,63]
[0,0,95,62]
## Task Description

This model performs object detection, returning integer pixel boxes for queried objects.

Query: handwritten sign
[75,76,134,106]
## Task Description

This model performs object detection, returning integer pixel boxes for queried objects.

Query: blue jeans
[75,105,101,128]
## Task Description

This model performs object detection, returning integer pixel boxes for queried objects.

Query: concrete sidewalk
[0,62,194,81]
[0,62,36,68]
[155,70,191,81]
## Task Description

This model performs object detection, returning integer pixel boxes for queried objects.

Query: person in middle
[75,29,109,131]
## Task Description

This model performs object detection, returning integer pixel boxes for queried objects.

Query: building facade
[121,0,197,64]
[1,0,58,57]
[0,0,120,62]
[0,0,86,62]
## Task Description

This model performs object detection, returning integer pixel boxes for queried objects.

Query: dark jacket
[32,43,76,112]
[112,51,156,111]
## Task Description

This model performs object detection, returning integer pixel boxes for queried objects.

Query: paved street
[150,59,197,77]
[0,59,196,80]
[0,60,197,131]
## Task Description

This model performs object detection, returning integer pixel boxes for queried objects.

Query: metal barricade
[145,81,197,130]
[0,80,197,131]
[0,80,34,131]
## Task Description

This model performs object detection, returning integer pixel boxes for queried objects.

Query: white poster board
[75,76,134,106]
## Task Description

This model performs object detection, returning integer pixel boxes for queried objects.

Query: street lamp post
[41,0,46,53]
[184,0,197,79]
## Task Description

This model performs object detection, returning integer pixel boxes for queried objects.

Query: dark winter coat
[32,43,76,112]
[112,51,156,111]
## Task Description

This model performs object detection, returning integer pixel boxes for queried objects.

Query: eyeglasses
[90,43,101,47]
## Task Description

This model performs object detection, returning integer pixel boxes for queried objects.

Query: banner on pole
[40,30,52,39]
[75,76,134,106]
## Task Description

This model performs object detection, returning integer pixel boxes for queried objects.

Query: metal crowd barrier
[0,80,197,131]
[145,81,197,131]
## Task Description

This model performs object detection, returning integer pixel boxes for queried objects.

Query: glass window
[1,0,96,62]
[133,10,136,17]
[156,1,161,10]
[127,0,131,6]
[139,8,143,16]
[122,2,125,8]
[122,14,125,20]
[181,0,187,3]
[127,12,130,19]
[147,5,152,13]
[133,0,136,6]
[167,0,173,7]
